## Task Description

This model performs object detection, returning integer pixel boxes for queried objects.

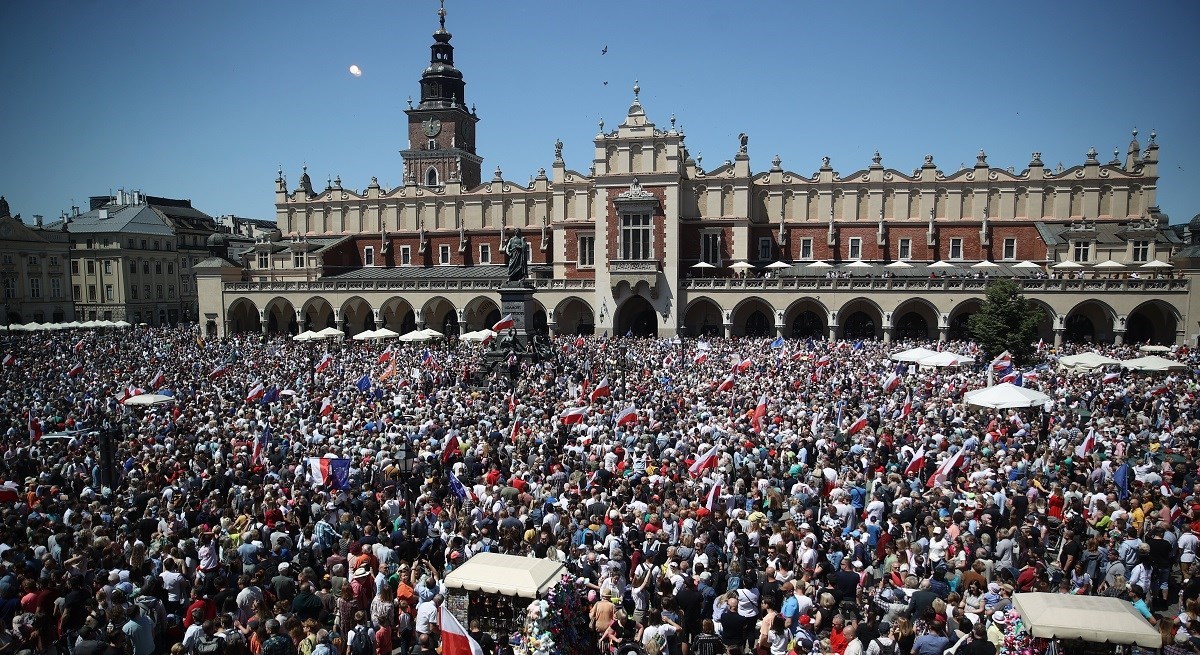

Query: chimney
[33,215,42,227]
[99,209,108,219]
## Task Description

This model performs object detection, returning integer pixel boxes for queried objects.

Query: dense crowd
[2,323,1199,655]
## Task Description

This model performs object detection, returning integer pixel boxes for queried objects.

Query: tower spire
[418,0,464,110]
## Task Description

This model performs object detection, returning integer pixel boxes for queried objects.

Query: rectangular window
[156,285,163,299]
[701,232,720,265]
[1003,238,1017,260]
[1131,240,1150,262]
[86,239,94,249]
[848,237,862,261]
[144,284,151,299]
[758,237,772,261]
[104,284,113,301]
[578,235,595,267]
[400,246,411,265]
[3,278,15,299]
[167,262,174,274]
[153,240,159,250]
[293,252,305,268]
[102,238,110,247]
[181,276,188,291]
[49,256,58,266]
[72,261,79,275]
[439,244,451,265]
[1073,241,1090,262]
[155,261,162,274]
[143,262,150,274]
[364,246,375,266]
[29,278,41,299]
[28,255,38,266]
[180,258,188,269]
[949,238,963,260]
[620,213,652,260]
[86,260,95,275]
[168,285,175,298]
[129,261,137,274]
[898,238,912,261]
[130,285,138,300]
[72,285,81,301]
[257,252,268,268]
[800,238,813,260]
[103,260,112,275]
[478,244,491,264]
[50,279,61,299]
[127,239,135,249]
[87,285,96,301]
[141,240,147,250]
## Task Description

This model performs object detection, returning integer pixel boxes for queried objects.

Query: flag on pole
[209,364,228,379]
[507,391,516,415]
[705,479,723,512]
[734,357,753,373]
[1,354,14,366]
[903,445,926,476]
[901,394,913,418]
[752,395,768,434]
[847,412,869,435]
[574,335,585,348]
[559,407,589,425]
[689,444,719,477]
[770,336,785,349]
[692,351,708,365]
[261,385,280,404]
[715,374,735,392]
[319,397,333,416]
[379,359,397,381]
[1075,427,1097,458]
[73,339,86,354]
[245,382,265,403]
[252,424,269,464]
[27,415,40,442]
[614,404,638,427]
[882,372,902,393]
[148,370,166,390]
[510,419,521,444]
[421,349,436,368]
[314,353,333,374]
[355,373,371,392]
[991,351,1013,372]
[377,348,393,365]
[1102,371,1120,384]
[448,470,472,501]
[306,457,351,490]
[439,606,485,655]
[852,339,864,351]
[927,448,965,488]
[441,434,461,463]
[67,362,84,377]
[815,354,831,367]
[491,314,515,333]
[589,377,611,402]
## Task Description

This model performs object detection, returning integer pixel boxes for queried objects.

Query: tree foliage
[968,278,1042,366]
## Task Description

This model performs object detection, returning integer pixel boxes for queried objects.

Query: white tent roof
[293,330,320,342]
[443,552,565,598]
[398,328,443,342]
[889,347,940,363]
[964,383,1050,409]
[1057,352,1121,371]
[918,351,974,367]
[316,326,344,338]
[1012,592,1159,647]
[122,393,176,407]
[1138,344,1171,353]
[460,329,497,343]
[1120,355,1189,372]
[351,329,378,341]
[373,327,399,339]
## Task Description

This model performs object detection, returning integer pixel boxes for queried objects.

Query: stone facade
[0,197,74,325]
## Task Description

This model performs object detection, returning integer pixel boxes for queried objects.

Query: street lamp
[397,437,416,532]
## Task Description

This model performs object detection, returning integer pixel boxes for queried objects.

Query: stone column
[883,327,895,344]
[1113,330,1125,346]
[1054,329,1064,347]
[722,323,732,338]
[938,327,948,342]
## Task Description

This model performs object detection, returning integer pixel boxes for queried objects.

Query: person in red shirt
[182,589,216,628]
[263,503,284,530]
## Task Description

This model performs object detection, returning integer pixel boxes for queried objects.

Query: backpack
[196,635,226,655]
[726,573,741,592]
[872,638,897,655]
[349,628,372,655]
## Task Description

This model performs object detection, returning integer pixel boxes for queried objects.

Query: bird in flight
[601,45,608,55]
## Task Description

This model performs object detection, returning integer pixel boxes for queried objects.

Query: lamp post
[619,343,628,401]
[397,437,416,533]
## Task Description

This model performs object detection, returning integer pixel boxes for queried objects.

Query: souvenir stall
[1008,593,1160,655]
[442,553,565,635]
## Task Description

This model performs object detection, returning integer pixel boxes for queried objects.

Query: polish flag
[705,479,722,512]
[209,364,229,379]
[481,332,495,347]
[27,415,41,442]
[1,354,14,366]
[589,377,611,402]
[1102,371,1120,384]
[735,357,753,373]
[689,444,719,477]
[507,391,517,414]
[442,434,460,463]
[901,395,913,418]
[903,445,926,477]
[510,419,521,444]
[815,354,831,367]
[319,397,333,416]
[715,374,735,392]
[1075,427,1097,458]
[73,339,86,354]
[1000,369,1018,384]
[692,352,708,365]
[847,412,869,436]
[662,353,675,369]
[927,448,966,488]
[559,407,589,425]
[991,351,1013,373]
[67,362,84,377]
[118,386,145,403]
[440,606,485,655]
[614,405,638,427]
[148,370,165,390]
[377,348,393,365]
[245,383,265,403]
[491,314,515,333]
[314,353,333,374]
[882,372,902,393]
[574,335,585,348]
[752,395,768,434]
[1151,384,1169,396]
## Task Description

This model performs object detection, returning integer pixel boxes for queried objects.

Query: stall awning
[1012,593,1160,648]
[443,552,565,599]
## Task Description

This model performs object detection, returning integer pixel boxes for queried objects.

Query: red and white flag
[507,391,517,414]
[1151,384,1169,396]
[1102,371,1120,384]
[927,448,965,488]
[148,370,165,390]
[752,394,768,434]
[559,406,589,425]
[245,383,265,403]
[991,351,1013,373]
[614,404,638,427]
[440,606,485,655]
[314,353,333,374]
[1075,427,1097,458]
[847,412,869,436]
[27,415,41,442]
[815,354,831,367]
[882,372,902,393]
[67,362,84,377]
[715,374,735,393]
[734,357,753,373]
[589,377,611,402]
[1,354,14,366]
[73,339,86,354]
[903,445,926,477]
[692,351,708,365]
[441,434,460,463]
[689,444,719,477]
[209,364,229,379]
[705,479,723,512]
[118,385,144,403]
[901,394,913,418]
[510,419,521,444]
[377,348,393,365]
[318,397,333,416]
[574,335,585,348]
[491,314,515,333]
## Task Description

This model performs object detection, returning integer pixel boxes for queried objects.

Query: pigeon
[601,45,608,55]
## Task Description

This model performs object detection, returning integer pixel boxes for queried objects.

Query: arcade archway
[380,297,417,334]
[1065,300,1115,343]
[463,296,501,331]
[228,298,261,334]
[784,298,828,340]
[837,298,883,340]
[554,296,595,335]
[616,295,658,337]
[302,297,335,331]
[265,297,297,335]
[422,297,459,337]
[948,299,982,341]
[1125,300,1179,345]
[730,298,776,338]
[683,298,723,337]
[340,296,375,336]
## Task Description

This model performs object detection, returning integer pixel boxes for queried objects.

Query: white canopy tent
[1012,260,1042,269]
[122,393,176,407]
[964,383,1050,409]
[293,330,321,342]
[1120,355,1189,372]
[927,261,957,269]
[1138,344,1171,353]
[443,552,565,599]
[1011,592,1158,648]
[1056,352,1121,371]
[889,347,940,363]
[459,329,497,343]
[765,261,792,270]
[918,351,974,367]
[372,327,399,339]
[316,326,344,339]
[844,260,872,268]
[884,260,912,269]
[398,328,443,342]
[351,329,378,341]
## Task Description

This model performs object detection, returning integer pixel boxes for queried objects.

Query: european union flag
[261,386,279,405]
[355,373,371,392]
[449,470,470,500]
[1114,463,1131,500]
[853,339,864,350]
[770,336,785,349]
[373,386,384,401]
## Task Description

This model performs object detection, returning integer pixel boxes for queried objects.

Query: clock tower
[401,2,482,189]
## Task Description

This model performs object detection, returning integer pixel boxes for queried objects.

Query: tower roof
[417,0,467,110]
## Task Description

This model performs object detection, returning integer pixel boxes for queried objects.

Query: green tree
[968,278,1042,366]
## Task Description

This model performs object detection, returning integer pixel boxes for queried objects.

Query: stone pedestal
[479,281,551,378]
[499,281,537,343]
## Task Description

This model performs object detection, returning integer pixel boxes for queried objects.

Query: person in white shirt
[1178,525,1199,578]
[414,594,442,638]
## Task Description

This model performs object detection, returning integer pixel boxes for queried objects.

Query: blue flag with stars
[355,373,371,392]
[770,336,785,349]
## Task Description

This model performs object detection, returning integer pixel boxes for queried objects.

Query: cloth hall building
[196,7,1194,347]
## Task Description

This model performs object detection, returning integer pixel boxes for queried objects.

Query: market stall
[442,553,565,634]
[1010,593,1159,654]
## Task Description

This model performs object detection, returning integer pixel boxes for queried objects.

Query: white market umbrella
[122,393,176,407]
[293,330,320,342]
[890,347,940,363]
[460,329,498,343]
[971,260,999,269]
[690,261,716,269]
[23,322,45,331]
[765,261,792,270]
[728,261,755,270]
[351,329,378,341]
[373,327,399,339]
[112,320,132,328]
[1013,261,1042,269]
[964,383,1050,409]
[1120,355,1188,372]
[1140,260,1173,269]
[1139,344,1171,353]
[398,328,442,342]
[806,261,832,269]
[316,326,344,339]
[927,261,958,269]
[418,327,444,340]
[918,351,975,367]
[845,260,872,268]
[1051,261,1085,270]
[1057,352,1121,371]
[1093,260,1126,269]
[885,261,913,269]
[2,324,23,331]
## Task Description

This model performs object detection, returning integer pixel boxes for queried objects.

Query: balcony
[223,278,596,294]
[680,276,1189,294]
[609,259,661,297]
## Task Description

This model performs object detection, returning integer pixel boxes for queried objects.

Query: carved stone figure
[505,228,529,281]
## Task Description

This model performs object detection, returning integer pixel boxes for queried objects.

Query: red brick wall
[782,223,1047,262]
[604,186,668,264]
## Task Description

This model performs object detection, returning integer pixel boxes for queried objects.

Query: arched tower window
[425,167,439,188]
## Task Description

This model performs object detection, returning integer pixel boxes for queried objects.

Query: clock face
[422,118,442,137]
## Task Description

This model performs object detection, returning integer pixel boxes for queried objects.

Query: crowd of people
[2,322,1199,655]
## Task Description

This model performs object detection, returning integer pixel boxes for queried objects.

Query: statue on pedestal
[505,228,529,282]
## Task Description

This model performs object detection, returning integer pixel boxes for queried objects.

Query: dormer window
[425,167,439,187]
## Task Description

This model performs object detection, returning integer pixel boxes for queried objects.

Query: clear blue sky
[2,1,1198,225]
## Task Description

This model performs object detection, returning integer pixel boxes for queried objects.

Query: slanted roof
[47,205,174,236]
[443,552,565,598]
